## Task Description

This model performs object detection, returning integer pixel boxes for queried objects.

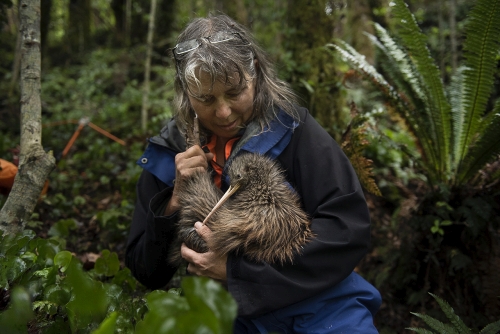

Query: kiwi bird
[169,119,313,266]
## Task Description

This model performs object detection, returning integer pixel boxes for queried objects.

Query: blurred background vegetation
[0,0,499,333]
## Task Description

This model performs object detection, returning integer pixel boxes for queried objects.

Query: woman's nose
[215,100,231,119]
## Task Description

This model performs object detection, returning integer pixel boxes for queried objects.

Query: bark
[141,0,159,133]
[0,0,56,235]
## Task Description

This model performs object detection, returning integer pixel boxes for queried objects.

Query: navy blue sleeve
[227,108,371,317]
[125,169,180,289]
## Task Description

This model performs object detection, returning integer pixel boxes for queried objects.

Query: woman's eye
[198,96,214,104]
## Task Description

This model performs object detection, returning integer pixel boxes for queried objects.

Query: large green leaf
[135,277,237,334]
[0,286,34,334]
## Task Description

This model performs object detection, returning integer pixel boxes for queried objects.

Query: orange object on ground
[0,158,18,195]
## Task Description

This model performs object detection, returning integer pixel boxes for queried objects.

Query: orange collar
[204,135,240,188]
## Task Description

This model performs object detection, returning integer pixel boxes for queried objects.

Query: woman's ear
[253,58,259,69]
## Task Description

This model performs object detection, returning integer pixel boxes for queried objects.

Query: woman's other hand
[181,221,227,282]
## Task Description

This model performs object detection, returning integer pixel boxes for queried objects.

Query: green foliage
[0,286,34,334]
[408,293,500,334]
[135,277,237,334]
[0,230,237,333]
[328,0,500,187]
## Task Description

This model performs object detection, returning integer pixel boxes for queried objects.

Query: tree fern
[330,0,500,187]
[454,0,500,170]
[389,0,452,177]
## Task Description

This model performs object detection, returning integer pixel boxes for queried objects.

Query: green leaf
[63,256,109,332]
[0,256,28,289]
[91,311,119,334]
[111,267,137,291]
[54,251,73,273]
[48,219,77,238]
[94,250,120,277]
[0,286,34,334]
[135,277,237,334]
[480,319,500,334]
[43,284,71,305]
[182,277,238,334]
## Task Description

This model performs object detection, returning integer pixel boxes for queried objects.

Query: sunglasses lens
[175,39,200,55]
[210,31,233,43]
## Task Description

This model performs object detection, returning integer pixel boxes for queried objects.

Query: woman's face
[187,69,255,141]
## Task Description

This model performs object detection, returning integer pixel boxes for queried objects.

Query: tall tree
[141,0,159,133]
[67,0,91,54]
[285,0,345,137]
[0,0,56,235]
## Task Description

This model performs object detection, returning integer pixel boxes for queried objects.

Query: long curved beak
[202,183,241,224]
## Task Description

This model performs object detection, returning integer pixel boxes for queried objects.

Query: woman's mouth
[218,120,238,131]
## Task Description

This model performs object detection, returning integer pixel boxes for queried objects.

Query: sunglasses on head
[172,31,251,61]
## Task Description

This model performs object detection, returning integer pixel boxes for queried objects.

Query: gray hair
[172,14,299,138]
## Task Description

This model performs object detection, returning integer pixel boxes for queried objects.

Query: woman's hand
[164,145,213,215]
[181,222,227,282]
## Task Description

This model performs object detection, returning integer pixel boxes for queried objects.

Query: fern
[458,103,500,184]
[409,293,500,334]
[368,23,439,175]
[479,320,500,334]
[330,0,500,187]
[429,293,472,334]
[454,0,500,168]
[410,312,459,333]
[389,0,452,177]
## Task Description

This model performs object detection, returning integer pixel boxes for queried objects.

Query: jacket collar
[138,109,298,186]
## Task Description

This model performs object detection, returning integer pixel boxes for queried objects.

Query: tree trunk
[0,0,56,235]
[141,0,159,133]
[285,0,345,139]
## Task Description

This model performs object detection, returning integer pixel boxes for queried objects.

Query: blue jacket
[126,107,381,332]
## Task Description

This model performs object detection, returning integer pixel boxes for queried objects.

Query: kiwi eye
[237,173,242,179]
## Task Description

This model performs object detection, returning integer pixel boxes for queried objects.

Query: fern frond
[458,109,500,185]
[479,319,500,334]
[429,293,472,334]
[406,328,436,334]
[410,312,459,333]
[390,0,452,178]
[369,23,440,172]
[326,41,395,101]
[455,0,500,167]
[449,67,465,169]
[326,41,436,180]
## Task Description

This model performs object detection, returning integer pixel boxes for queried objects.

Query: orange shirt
[204,136,240,188]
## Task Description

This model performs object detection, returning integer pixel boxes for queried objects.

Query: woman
[126,13,381,333]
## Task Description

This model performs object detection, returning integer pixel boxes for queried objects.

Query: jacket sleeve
[226,108,372,317]
[125,169,180,289]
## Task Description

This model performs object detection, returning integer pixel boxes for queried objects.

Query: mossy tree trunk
[0,0,56,235]
[285,0,346,139]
